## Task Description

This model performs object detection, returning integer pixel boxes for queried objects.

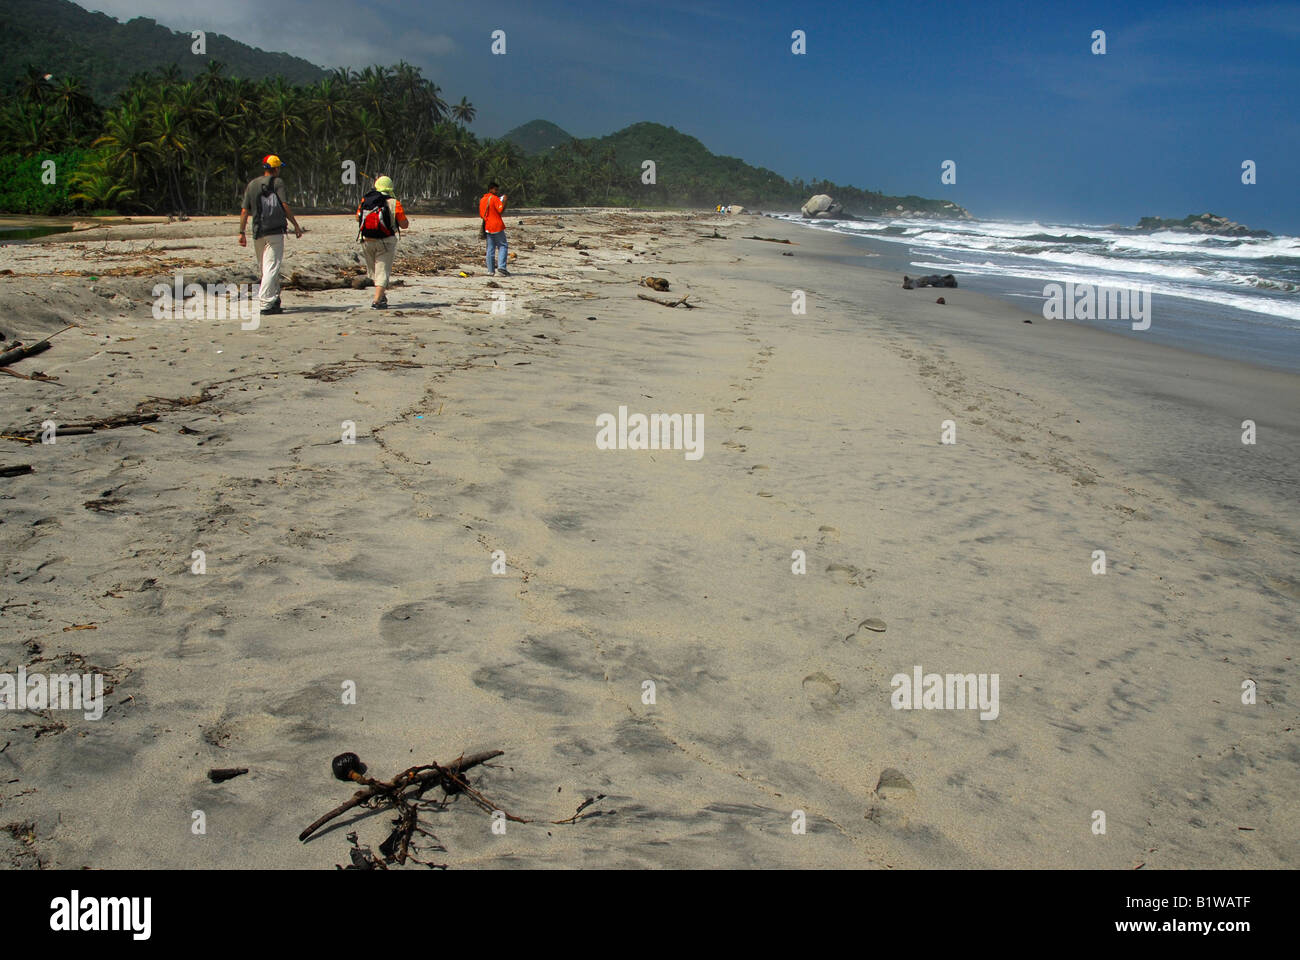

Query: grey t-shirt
[242,175,288,237]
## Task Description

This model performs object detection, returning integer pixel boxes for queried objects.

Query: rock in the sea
[902,274,958,289]
[801,194,844,219]
[801,194,833,217]
[1134,212,1272,238]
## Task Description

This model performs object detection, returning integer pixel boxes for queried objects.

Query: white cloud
[80,0,456,69]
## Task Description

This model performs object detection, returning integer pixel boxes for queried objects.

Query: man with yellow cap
[355,175,409,310]
[239,155,303,315]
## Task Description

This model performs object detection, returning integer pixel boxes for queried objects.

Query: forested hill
[501,120,576,154]
[0,0,328,102]
[519,121,970,217]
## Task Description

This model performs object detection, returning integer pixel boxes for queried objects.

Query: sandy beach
[1,209,1296,869]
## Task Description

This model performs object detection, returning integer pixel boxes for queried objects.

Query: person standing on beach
[356,175,410,310]
[238,155,303,315]
[479,182,509,277]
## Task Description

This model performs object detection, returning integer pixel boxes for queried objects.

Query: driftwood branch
[299,749,504,843]
[300,749,610,867]
[637,293,695,309]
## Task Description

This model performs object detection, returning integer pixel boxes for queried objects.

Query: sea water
[773,213,1300,373]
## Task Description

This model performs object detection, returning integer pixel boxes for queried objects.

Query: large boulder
[801,194,843,218]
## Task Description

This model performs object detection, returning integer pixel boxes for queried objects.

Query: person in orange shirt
[356,175,410,309]
[479,182,509,276]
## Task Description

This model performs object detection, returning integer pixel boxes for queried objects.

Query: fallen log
[0,324,75,368]
[640,276,670,292]
[637,292,695,309]
[742,235,795,244]
[7,412,160,441]
[0,464,33,478]
[0,341,51,367]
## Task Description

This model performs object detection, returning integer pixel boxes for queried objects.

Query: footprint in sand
[845,617,887,642]
[1264,576,1300,601]
[865,768,916,826]
[817,525,839,542]
[749,465,768,473]
[721,440,747,451]
[1201,535,1247,559]
[875,768,914,799]
[757,491,774,498]
[826,562,873,587]
[715,407,734,414]
[802,671,840,710]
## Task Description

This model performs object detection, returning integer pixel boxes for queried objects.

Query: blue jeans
[486,230,507,272]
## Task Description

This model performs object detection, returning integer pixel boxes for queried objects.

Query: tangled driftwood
[299,750,607,868]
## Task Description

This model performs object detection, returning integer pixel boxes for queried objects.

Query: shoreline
[1,209,1295,869]
[765,213,1300,375]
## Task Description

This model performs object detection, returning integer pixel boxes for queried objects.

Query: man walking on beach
[479,182,509,277]
[239,155,304,315]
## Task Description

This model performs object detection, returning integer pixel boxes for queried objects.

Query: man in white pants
[238,155,303,315]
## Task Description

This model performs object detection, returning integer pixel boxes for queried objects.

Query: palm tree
[69,152,137,210]
[452,97,476,127]
[17,65,53,103]
[94,103,158,204]
[50,76,95,145]
[151,104,191,214]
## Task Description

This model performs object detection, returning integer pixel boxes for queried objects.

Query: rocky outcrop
[882,200,972,220]
[1134,213,1272,237]
[800,194,843,218]
[902,274,958,289]
[801,194,972,221]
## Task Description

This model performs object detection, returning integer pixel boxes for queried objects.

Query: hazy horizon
[78,0,1300,233]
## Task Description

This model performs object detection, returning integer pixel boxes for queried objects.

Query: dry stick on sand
[742,235,796,244]
[17,413,160,439]
[637,292,695,309]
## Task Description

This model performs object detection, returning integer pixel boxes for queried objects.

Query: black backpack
[256,177,287,237]
[357,189,395,240]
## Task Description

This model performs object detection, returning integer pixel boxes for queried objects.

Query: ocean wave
[905,258,1300,324]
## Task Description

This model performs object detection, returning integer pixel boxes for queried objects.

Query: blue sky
[87,0,1300,230]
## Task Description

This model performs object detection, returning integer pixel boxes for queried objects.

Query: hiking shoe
[497,269,511,277]
[260,302,283,315]
[370,299,387,310]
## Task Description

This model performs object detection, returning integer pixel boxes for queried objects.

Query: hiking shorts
[363,236,399,288]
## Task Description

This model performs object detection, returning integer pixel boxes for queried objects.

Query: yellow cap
[262,154,282,169]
